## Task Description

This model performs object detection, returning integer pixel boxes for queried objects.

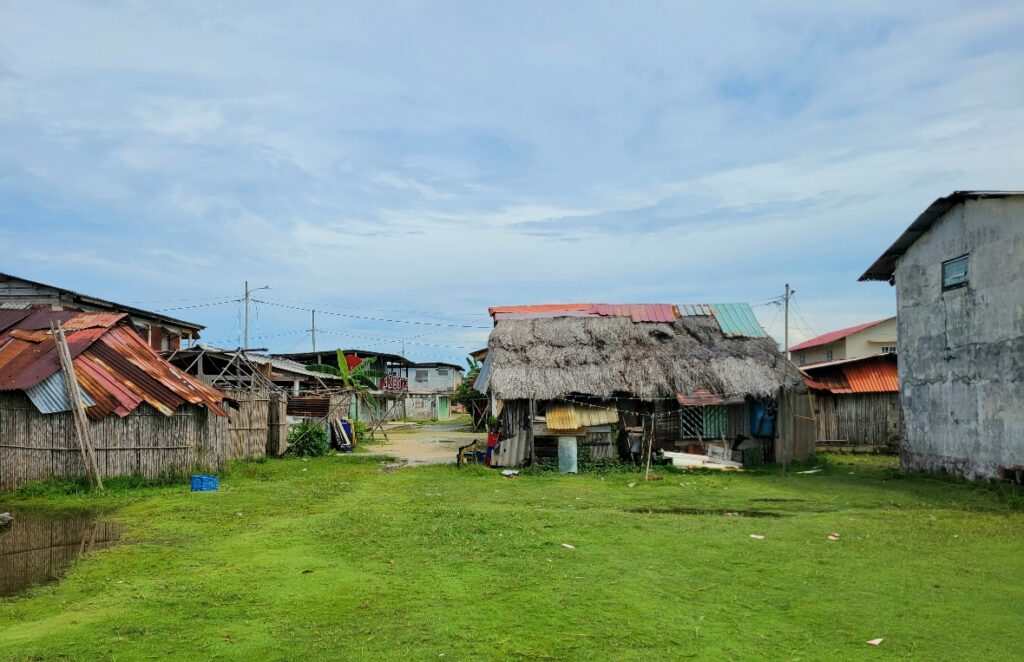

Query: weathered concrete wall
[895,197,1024,479]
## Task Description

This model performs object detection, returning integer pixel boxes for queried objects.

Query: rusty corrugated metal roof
[843,357,898,393]
[0,309,226,417]
[801,355,897,394]
[0,308,33,333]
[75,354,141,419]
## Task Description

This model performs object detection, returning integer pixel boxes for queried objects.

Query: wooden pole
[782,283,792,475]
[52,321,103,491]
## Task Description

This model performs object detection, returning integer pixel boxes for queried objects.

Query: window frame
[942,254,969,291]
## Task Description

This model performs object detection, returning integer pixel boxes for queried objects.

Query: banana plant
[336,350,379,405]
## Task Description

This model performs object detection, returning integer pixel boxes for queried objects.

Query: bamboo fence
[814,392,900,450]
[0,388,274,492]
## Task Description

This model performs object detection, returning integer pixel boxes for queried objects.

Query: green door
[437,396,450,420]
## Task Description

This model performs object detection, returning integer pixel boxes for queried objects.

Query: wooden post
[528,399,536,465]
[51,321,103,491]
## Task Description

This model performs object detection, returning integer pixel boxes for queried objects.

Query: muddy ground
[371,428,482,465]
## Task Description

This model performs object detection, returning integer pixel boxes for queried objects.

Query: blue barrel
[340,419,354,445]
[190,474,219,492]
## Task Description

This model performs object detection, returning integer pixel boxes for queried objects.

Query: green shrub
[288,421,330,457]
[352,419,370,440]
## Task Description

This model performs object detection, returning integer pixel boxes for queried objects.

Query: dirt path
[371,430,482,465]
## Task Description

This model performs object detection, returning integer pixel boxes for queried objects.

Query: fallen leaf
[866,638,884,646]
[750,534,765,540]
[561,543,576,550]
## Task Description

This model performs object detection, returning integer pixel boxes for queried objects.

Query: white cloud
[0,0,1022,363]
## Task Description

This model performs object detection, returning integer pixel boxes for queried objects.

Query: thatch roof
[479,314,801,401]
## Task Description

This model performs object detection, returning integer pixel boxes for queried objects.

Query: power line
[256,295,489,318]
[126,295,236,304]
[154,299,240,313]
[213,327,481,351]
[252,299,491,329]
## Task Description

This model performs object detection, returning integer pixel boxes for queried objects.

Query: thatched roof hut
[477,304,801,401]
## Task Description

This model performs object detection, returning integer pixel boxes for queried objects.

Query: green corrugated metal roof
[710,303,767,338]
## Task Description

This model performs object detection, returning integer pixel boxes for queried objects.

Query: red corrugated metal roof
[0,309,226,417]
[489,303,679,323]
[789,317,895,352]
[843,358,898,393]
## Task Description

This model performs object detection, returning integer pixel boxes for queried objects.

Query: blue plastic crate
[190,474,219,492]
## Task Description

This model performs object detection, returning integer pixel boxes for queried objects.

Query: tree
[453,357,489,431]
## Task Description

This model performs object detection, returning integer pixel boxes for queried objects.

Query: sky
[1,1,1022,364]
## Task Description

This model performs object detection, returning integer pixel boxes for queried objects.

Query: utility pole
[242,281,270,352]
[311,309,317,352]
[781,283,793,475]
[784,283,791,359]
[243,280,250,351]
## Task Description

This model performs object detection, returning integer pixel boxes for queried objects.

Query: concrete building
[389,362,464,421]
[861,191,1024,481]
[789,317,897,366]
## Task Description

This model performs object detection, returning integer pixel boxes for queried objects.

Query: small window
[826,349,833,361]
[437,368,448,376]
[415,370,428,383]
[942,255,968,290]
[798,354,806,365]
[881,345,896,354]
[679,406,726,439]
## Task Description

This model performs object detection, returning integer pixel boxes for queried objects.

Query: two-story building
[861,190,1024,481]
[390,362,464,420]
[788,317,897,366]
[0,272,203,351]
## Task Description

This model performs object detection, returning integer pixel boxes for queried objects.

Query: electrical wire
[155,299,241,312]
[256,295,489,318]
[252,299,491,329]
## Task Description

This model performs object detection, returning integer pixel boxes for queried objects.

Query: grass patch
[1,453,1022,659]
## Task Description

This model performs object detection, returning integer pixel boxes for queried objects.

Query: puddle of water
[0,507,122,598]
[627,507,786,518]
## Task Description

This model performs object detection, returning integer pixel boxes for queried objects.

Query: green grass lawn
[1,454,1022,660]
